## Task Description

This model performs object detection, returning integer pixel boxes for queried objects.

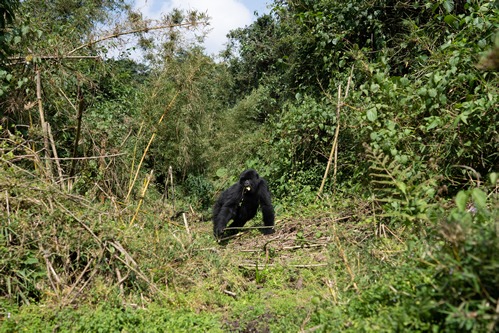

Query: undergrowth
[1,160,497,331]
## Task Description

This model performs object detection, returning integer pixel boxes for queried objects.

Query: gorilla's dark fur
[213,169,275,239]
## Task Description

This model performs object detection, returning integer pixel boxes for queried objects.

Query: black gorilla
[213,169,275,239]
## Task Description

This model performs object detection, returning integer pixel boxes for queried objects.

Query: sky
[132,0,271,56]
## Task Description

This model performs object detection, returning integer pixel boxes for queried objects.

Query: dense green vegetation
[1,0,498,331]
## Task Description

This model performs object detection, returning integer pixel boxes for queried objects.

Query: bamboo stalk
[36,68,53,179]
[332,66,354,188]
[169,166,175,210]
[317,84,341,199]
[47,123,64,185]
[316,65,355,199]
[125,91,179,202]
[68,22,207,56]
[9,55,101,63]
[331,84,342,189]
[131,169,154,227]
[5,190,11,244]
[65,248,104,305]
[69,89,85,178]
[128,122,144,194]
[182,213,191,241]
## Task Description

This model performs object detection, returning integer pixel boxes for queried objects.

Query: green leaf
[471,188,487,210]
[458,112,469,124]
[455,191,468,212]
[216,168,227,178]
[418,87,427,96]
[489,172,498,185]
[443,0,454,13]
[396,181,407,195]
[370,83,380,93]
[439,94,447,104]
[427,118,440,130]
[24,257,39,265]
[366,108,377,122]
[444,15,456,26]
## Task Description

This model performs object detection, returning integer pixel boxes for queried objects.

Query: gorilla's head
[239,169,259,193]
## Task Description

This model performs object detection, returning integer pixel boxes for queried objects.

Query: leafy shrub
[424,182,499,332]
[262,95,336,196]
[183,173,214,209]
[2,304,222,332]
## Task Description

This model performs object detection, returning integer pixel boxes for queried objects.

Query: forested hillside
[1,0,498,332]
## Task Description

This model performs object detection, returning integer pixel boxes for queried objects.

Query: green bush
[424,184,499,332]
[183,174,215,209]
[261,95,336,196]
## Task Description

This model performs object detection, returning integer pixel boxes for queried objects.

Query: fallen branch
[240,243,327,253]
[223,225,274,231]
[61,258,95,305]
[238,263,327,269]
[64,248,105,305]
[108,241,164,296]
[332,225,358,292]
[41,152,126,160]
[56,202,102,245]
[38,232,61,297]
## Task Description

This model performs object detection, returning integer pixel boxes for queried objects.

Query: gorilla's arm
[258,179,275,234]
[213,184,241,237]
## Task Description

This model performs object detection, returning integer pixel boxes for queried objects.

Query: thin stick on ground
[239,263,327,269]
[223,225,274,230]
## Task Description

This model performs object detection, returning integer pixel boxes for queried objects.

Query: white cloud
[133,0,253,55]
